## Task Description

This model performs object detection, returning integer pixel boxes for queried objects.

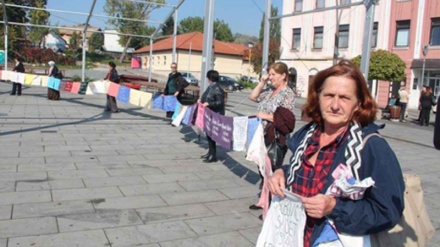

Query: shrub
[21,48,76,66]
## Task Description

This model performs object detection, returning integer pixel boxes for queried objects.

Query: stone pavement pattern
[0,81,439,247]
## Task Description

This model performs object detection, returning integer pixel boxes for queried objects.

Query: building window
[294,0,303,12]
[292,28,301,50]
[316,0,325,9]
[430,18,440,46]
[163,56,166,65]
[395,20,410,47]
[338,24,349,48]
[313,26,324,49]
[371,22,378,48]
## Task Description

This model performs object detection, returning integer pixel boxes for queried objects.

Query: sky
[46,0,283,37]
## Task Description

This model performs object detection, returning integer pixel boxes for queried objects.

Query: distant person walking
[11,57,24,96]
[398,86,409,122]
[47,61,61,100]
[419,86,435,126]
[164,62,188,118]
[105,61,120,113]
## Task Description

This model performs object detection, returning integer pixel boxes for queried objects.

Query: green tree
[352,49,406,82]
[259,5,281,42]
[70,31,80,50]
[28,0,50,48]
[178,16,204,33]
[0,0,48,54]
[104,0,165,62]
[178,17,234,42]
[88,32,104,52]
[161,16,176,36]
[250,40,281,75]
[214,20,234,42]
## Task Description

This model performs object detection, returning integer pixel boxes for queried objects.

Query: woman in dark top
[11,57,25,96]
[105,62,119,113]
[47,61,61,100]
[199,70,225,163]
[419,86,435,126]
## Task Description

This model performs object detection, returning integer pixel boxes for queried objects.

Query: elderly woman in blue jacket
[267,60,405,247]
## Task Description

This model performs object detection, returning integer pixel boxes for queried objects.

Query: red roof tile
[135,32,249,57]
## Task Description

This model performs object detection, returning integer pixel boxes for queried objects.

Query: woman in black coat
[419,86,434,126]
[11,57,25,96]
[199,70,225,163]
[105,62,120,113]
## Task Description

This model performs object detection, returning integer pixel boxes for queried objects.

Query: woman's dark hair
[304,59,377,126]
[108,61,116,68]
[206,70,219,82]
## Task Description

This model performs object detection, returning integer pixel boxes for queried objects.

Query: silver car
[181,72,199,86]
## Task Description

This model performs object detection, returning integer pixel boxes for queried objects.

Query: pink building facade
[280,0,440,109]
[389,0,440,109]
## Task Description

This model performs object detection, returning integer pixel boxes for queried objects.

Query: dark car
[219,75,244,91]
[181,72,199,86]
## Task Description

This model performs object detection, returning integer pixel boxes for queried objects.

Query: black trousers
[106,95,118,112]
[207,135,217,157]
[11,82,22,95]
[420,108,431,126]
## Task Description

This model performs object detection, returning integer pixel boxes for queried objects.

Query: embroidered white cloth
[246,122,267,175]
[232,117,248,151]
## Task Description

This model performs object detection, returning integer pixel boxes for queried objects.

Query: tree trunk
[118,36,132,63]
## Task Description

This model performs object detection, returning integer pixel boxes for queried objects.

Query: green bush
[240,80,257,89]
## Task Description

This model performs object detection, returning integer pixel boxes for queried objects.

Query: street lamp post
[421,45,429,87]
[247,42,254,83]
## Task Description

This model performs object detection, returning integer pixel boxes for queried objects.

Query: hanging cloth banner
[107,82,120,97]
[32,76,42,86]
[117,85,130,104]
[47,77,56,89]
[24,74,34,85]
[152,94,164,109]
[163,95,178,112]
[182,104,197,126]
[213,114,234,150]
[88,80,107,94]
[203,107,214,137]
[139,91,153,108]
[171,105,188,127]
[70,82,81,94]
[195,102,205,129]
[233,117,248,151]
[246,117,261,149]
[41,76,49,87]
[129,89,142,106]
[171,102,182,120]
[53,78,61,91]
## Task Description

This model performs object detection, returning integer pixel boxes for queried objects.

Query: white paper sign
[232,116,248,151]
[256,190,306,247]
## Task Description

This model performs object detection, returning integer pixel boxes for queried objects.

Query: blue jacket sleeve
[328,136,405,235]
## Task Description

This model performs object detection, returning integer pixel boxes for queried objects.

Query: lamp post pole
[421,45,429,87]
[247,42,254,84]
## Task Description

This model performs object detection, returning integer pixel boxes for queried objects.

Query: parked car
[219,75,244,91]
[241,76,259,84]
[181,72,199,86]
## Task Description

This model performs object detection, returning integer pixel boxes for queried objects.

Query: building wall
[280,0,390,99]
[138,50,258,83]
[390,0,440,109]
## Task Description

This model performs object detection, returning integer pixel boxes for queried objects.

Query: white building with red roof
[135,32,257,81]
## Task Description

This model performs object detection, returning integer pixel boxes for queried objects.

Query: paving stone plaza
[0,81,439,246]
